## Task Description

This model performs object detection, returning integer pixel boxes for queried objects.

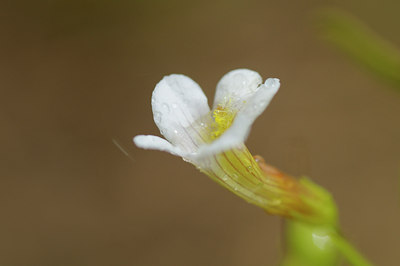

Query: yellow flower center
[211,99,236,139]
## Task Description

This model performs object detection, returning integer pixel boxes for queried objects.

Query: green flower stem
[278,177,372,266]
[282,220,339,266]
[282,220,373,266]
[316,8,400,90]
[332,234,373,266]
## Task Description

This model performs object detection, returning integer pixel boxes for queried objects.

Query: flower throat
[211,98,236,139]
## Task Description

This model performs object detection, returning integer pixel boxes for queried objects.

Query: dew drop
[233,73,246,86]
[222,175,228,181]
[162,103,170,113]
[264,78,280,89]
[173,129,178,134]
[154,111,162,124]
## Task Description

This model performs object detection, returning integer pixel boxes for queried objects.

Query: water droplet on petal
[162,103,170,113]
[154,111,162,124]
[173,129,178,134]
[264,78,280,90]
[233,73,246,86]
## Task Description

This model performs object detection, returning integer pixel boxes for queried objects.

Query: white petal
[240,78,280,119]
[133,135,183,156]
[196,78,280,157]
[152,74,210,152]
[213,69,263,110]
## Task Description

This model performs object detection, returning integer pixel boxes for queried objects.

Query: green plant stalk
[282,214,373,266]
[281,220,339,266]
[332,233,373,266]
[316,8,400,90]
[249,166,372,265]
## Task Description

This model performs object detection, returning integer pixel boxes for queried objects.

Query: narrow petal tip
[133,135,182,156]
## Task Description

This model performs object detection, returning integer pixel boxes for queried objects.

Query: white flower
[134,68,283,208]
[134,68,279,160]
[133,69,338,225]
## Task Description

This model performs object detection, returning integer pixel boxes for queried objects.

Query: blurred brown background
[1,0,399,265]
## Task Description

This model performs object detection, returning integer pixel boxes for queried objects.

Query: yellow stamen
[211,98,236,139]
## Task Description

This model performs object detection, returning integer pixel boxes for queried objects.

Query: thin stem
[333,234,373,266]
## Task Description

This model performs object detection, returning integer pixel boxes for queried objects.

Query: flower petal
[152,74,210,153]
[133,135,183,156]
[196,78,280,157]
[213,69,263,110]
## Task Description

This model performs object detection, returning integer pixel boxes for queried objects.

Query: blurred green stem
[332,233,372,266]
[282,220,373,266]
[316,8,400,90]
[282,220,338,266]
